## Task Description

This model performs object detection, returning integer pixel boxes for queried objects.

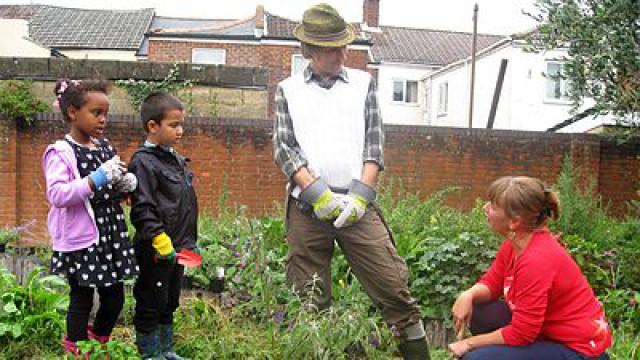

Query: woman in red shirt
[448,176,611,359]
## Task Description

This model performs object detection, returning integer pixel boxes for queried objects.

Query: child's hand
[121,193,132,206]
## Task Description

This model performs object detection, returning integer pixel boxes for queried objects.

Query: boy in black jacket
[129,91,198,360]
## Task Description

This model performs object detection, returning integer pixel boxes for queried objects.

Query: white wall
[425,41,608,132]
[376,63,435,125]
[60,50,138,61]
[0,19,50,58]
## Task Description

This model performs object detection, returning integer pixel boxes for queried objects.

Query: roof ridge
[37,5,154,13]
[151,16,254,34]
[154,15,238,22]
[379,24,505,38]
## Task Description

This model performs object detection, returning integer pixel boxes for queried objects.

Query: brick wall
[148,40,370,116]
[1,115,638,245]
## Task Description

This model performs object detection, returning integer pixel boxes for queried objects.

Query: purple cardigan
[42,139,98,252]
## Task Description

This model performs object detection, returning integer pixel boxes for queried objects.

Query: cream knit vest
[281,68,371,194]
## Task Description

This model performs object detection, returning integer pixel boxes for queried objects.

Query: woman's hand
[452,290,474,334]
[448,339,472,358]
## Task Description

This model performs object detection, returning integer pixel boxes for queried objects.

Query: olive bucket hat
[293,3,356,47]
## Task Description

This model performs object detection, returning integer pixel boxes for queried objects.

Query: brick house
[144,1,506,124]
[142,5,372,117]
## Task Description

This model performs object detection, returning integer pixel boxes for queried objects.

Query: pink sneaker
[87,325,110,344]
[62,337,80,355]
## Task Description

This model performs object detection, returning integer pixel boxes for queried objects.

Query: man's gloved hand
[152,232,176,263]
[333,179,376,228]
[89,155,126,190]
[299,178,343,221]
[113,172,138,193]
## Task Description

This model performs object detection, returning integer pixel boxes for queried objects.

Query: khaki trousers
[285,197,423,338]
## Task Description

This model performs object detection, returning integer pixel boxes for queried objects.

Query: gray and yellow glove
[152,232,176,263]
[333,179,376,228]
[299,178,343,221]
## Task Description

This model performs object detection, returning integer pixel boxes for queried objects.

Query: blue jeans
[462,301,609,360]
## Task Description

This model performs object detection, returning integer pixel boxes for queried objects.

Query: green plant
[0,80,49,127]
[77,338,139,359]
[0,227,19,246]
[115,64,195,110]
[0,267,67,343]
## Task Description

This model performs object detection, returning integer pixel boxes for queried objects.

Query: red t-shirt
[478,229,612,356]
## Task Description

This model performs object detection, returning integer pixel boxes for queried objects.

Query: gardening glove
[113,172,138,193]
[333,179,376,228]
[153,232,177,263]
[299,178,343,221]
[88,155,126,190]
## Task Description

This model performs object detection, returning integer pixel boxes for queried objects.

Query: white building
[422,35,614,132]
[0,5,153,61]
[0,19,51,58]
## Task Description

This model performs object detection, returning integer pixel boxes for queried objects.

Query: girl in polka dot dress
[42,79,139,356]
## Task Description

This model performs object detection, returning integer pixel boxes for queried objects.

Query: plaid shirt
[273,65,384,179]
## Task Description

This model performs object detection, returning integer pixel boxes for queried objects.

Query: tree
[526,0,639,125]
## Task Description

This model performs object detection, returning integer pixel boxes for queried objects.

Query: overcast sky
[3,0,540,35]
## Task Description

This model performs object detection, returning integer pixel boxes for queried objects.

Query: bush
[0,80,49,128]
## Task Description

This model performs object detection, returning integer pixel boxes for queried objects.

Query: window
[291,54,310,75]
[392,79,418,104]
[438,82,448,115]
[191,48,226,65]
[545,62,569,100]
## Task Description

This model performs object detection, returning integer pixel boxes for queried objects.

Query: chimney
[363,0,380,28]
[255,4,265,38]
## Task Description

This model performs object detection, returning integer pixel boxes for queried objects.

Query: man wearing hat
[272,3,430,359]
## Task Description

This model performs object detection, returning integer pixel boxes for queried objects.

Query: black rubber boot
[398,337,431,360]
[136,329,165,360]
[159,323,185,360]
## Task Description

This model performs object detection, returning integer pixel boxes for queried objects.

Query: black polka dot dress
[50,137,139,287]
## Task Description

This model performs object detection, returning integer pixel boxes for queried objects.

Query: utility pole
[468,3,478,128]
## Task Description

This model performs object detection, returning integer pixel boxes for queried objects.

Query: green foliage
[77,338,138,359]
[0,80,49,127]
[0,268,67,344]
[0,227,19,246]
[609,324,640,360]
[526,0,640,122]
[411,232,496,323]
[115,64,195,110]
[377,181,499,323]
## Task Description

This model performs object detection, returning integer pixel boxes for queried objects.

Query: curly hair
[53,79,109,122]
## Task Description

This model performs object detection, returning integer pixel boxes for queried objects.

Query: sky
[2,0,540,35]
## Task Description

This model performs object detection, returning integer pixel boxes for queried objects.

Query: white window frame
[544,61,570,103]
[291,54,310,75]
[392,79,419,105]
[437,82,448,116]
[191,48,226,65]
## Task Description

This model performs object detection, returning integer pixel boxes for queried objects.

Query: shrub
[0,80,49,128]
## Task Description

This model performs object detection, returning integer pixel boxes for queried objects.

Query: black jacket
[129,145,198,251]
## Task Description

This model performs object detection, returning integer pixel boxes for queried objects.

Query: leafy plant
[0,220,35,246]
[0,80,49,127]
[0,227,19,246]
[115,64,195,110]
[0,267,67,343]
[77,338,139,359]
